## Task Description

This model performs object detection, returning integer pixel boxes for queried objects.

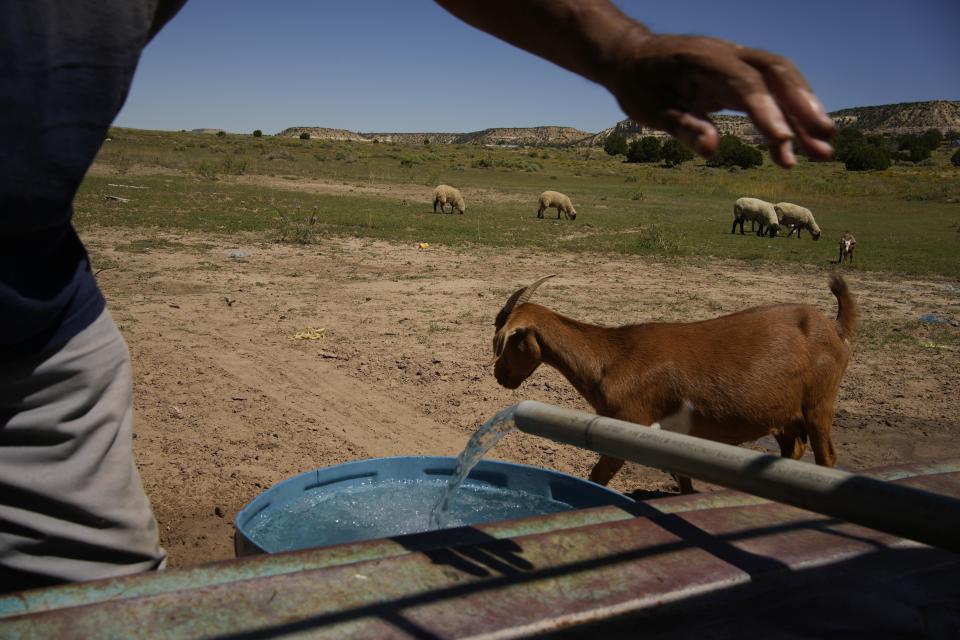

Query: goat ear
[517,328,541,359]
[504,327,528,349]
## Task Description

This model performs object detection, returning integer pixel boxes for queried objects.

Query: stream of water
[429,404,519,529]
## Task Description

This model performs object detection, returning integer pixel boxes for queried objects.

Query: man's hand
[603,32,836,167]
[435,0,836,168]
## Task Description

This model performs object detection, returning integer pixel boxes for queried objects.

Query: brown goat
[491,274,858,493]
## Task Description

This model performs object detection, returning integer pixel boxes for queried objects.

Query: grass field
[78,127,960,277]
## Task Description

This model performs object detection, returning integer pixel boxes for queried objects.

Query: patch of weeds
[113,154,132,175]
[265,150,294,162]
[192,160,218,180]
[115,238,187,254]
[915,320,960,349]
[90,256,121,275]
[856,319,914,351]
[274,210,317,244]
[220,156,248,175]
[635,224,683,254]
[427,321,448,334]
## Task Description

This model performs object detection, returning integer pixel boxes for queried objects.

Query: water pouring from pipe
[429,405,518,529]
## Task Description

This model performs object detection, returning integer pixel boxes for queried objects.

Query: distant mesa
[191,128,225,134]
[277,127,368,142]
[829,100,960,136]
[575,115,762,147]
[276,100,959,147]
[276,125,592,147]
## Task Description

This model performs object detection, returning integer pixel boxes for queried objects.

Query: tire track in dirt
[208,347,469,459]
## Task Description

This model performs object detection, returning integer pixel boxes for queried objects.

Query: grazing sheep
[433,185,466,215]
[839,231,856,263]
[537,190,577,220]
[775,202,821,240]
[491,274,857,493]
[732,197,779,237]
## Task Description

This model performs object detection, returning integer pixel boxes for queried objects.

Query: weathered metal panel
[0,503,636,619]
[1,515,751,639]
[1,462,958,639]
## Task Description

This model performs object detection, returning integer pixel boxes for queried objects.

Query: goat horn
[516,274,556,307]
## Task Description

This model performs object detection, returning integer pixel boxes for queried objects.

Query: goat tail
[830,274,858,341]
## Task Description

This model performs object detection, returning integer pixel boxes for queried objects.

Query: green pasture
[76,127,960,277]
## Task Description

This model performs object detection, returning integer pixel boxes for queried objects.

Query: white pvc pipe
[514,400,960,552]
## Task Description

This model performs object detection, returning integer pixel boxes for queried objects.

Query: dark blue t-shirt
[0,0,184,356]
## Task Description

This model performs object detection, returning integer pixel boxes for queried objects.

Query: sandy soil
[82,228,960,568]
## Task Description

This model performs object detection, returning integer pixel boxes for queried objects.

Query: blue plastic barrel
[235,456,633,556]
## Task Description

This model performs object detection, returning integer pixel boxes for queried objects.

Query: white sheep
[537,190,577,220]
[732,197,779,237]
[433,185,465,215]
[775,202,821,240]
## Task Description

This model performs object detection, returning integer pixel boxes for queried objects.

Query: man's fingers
[768,139,796,168]
[739,91,804,168]
[661,110,719,158]
[741,91,793,143]
[799,135,834,160]
[739,47,835,160]
[741,49,836,139]
[616,37,837,167]
[712,57,805,166]
[784,110,835,161]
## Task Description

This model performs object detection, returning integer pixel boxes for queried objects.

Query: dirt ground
[82,228,960,568]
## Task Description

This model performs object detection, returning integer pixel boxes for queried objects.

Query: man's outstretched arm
[434,0,835,167]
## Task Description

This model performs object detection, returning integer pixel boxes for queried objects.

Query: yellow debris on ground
[418,242,429,249]
[917,338,955,351]
[291,327,326,340]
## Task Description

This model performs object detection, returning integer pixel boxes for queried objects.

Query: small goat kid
[839,231,856,263]
[491,275,858,493]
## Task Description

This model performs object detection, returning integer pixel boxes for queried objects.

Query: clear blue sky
[115,0,959,135]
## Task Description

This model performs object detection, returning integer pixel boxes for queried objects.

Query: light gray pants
[0,309,166,593]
